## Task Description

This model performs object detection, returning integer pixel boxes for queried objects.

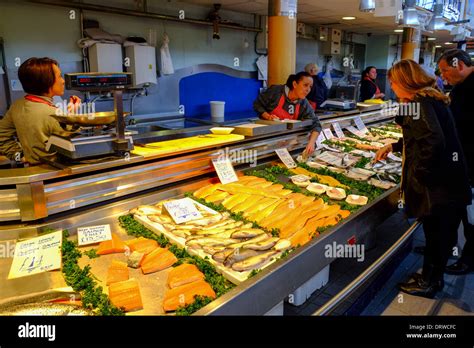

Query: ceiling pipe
[22,0,262,32]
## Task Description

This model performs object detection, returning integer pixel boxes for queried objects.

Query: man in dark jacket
[304,63,328,109]
[438,49,474,275]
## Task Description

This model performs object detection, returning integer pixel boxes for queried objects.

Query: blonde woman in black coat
[375,59,471,298]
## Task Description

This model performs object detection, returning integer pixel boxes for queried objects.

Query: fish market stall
[0,106,405,315]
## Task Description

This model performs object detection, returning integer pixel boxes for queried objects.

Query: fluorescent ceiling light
[427,37,436,40]
[394,29,404,33]
[435,45,442,48]
[342,16,356,20]
[444,42,453,45]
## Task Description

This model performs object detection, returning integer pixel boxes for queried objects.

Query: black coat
[359,79,379,101]
[307,75,328,107]
[449,71,474,185]
[392,95,471,218]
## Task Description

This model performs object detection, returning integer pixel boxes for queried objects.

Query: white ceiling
[178,0,457,42]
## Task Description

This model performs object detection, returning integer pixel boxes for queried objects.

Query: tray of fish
[344,168,376,181]
[131,202,290,284]
[315,151,358,168]
[368,160,402,176]
[0,289,90,316]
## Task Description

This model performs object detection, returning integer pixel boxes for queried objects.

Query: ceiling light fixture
[444,42,453,45]
[427,37,436,40]
[427,0,445,31]
[435,45,442,48]
[400,0,420,27]
[359,0,375,13]
[394,29,404,33]
[342,16,356,20]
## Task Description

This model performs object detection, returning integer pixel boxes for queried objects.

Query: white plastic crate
[286,264,330,306]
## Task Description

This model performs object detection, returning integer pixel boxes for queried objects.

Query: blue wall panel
[179,72,262,119]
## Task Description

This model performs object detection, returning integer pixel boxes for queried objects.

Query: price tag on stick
[354,116,369,134]
[8,231,62,279]
[275,148,297,168]
[164,198,203,224]
[212,157,238,184]
[316,132,326,149]
[77,225,112,246]
[332,123,345,138]
[323,128,335,139]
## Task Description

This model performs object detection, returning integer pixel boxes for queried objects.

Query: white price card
[332,123,345,138]
[8,230,62,279]
[388,153,402,162]
[354,117,369,134]
[323,128,335,140]
[212,157,238,184]
[346,126,366,138]
[275,148,297,168]
[316,132,326,149]
[164,198,203,224]
[77,225,112,246]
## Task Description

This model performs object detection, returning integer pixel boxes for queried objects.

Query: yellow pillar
[268,0,297,86]
[401,27,420,61]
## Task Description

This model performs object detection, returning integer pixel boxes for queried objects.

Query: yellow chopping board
[132,134,245,157]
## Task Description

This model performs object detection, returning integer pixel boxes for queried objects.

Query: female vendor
[253,71,322,155]
[0,57,80,165]
[359,66,385,102]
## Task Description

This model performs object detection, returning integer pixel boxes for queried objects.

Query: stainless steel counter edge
[0,165,400,315]
[0,109,396,185]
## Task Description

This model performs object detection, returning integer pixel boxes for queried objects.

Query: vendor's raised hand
[304,142,315,156]
[67,95,82,114]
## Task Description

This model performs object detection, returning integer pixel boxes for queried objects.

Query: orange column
[401,27,420,61]
[268,0,297,86]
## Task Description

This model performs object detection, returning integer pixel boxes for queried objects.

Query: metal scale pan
[51,111,131,127]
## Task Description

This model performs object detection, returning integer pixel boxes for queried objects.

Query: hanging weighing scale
[46,72,134,160]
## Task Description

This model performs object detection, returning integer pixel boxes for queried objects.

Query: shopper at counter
[304,63,328,110]
[375,59,471,298]
[253,71,322,155]
[438,49,474,275]
[359,66,385,102]
[0,57,80,165]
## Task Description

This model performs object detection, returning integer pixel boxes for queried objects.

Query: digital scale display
[65,73,133,91]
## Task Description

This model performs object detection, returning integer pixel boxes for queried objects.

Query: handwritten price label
[275,148,297,168]
[323,128,335,140]
[332,123,345,138]
[8,231,62,279]
[164,198,203,224]
[316,132,326,149]
[354,116,369,134]
[212,157,238,184]
[77,225,112,246]
[346,126,367,138]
